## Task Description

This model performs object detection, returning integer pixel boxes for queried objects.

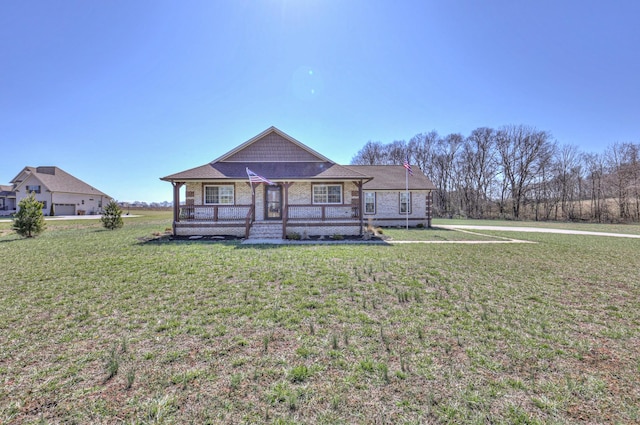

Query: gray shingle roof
[13,166,110,197]
[346,165,436,190]
[161,127,371,182]
[0,185,15,197]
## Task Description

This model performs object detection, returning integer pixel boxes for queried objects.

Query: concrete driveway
[437,225,640,239]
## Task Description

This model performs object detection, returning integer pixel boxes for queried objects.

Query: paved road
[42,215,140,220]
[437,225,640,239]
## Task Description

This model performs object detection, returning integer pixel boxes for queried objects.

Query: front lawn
[1,214,638,423]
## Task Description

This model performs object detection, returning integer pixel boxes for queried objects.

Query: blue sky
[2,0,639,202]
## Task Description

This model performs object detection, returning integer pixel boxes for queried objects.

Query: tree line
[351,124,640,223]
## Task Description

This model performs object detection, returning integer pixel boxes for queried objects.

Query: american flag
[403,156,413,176]
[246,168,275,185]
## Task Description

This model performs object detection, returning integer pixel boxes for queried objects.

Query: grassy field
[1,212,639,424]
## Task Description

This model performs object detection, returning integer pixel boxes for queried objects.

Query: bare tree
[351,141,386,165]
[605,142,640,221]
[554,145,582,220]
[408,131,439,173]
[432,133,463,216]
[496,125,556,220]
[584,152,607,222]
[462,127,498,218]
[386,140,408,165]
[349,127,639,223]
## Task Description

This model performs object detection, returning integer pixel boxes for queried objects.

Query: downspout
[427,191,433,228]
[358,180,364,236]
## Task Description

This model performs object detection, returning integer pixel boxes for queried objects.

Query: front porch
[173,203,363,238]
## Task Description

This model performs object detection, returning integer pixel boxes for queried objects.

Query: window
[400,192,411,214]
[313,184,342,204]
[204,185,234,204]
[364,192,376,214]
[26,185,41,194]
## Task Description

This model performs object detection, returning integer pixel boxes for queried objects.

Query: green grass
[1,212,639,423]
[382,227,511,242]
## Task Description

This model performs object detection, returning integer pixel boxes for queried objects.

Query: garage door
[54,204,75,215]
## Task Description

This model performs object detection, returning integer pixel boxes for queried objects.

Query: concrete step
[248,222,283,239]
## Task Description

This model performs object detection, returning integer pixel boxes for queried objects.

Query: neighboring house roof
[161,127,372,182]
[0,185,15,197]
[347,165,437,190]
[11,166,110,197]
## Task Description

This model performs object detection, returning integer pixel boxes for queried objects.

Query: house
[160,127,435,238]
[347,165,435,228]
[9,166,111,216]
[0,185,16,216]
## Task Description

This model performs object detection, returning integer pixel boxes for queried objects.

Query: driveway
[437,225,640,239]
[43,215,139,220]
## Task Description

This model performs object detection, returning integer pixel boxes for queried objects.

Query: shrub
[331,234,344,240]
[101,200,124,230]
[12,192,46,237]
[286,232,301,240]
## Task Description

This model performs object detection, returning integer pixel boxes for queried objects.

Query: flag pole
[405,165,409,230]
[246,168,255,196]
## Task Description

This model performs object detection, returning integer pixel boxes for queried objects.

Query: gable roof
[162,127,371,182]
[11,166,110,197]
[213,127,333,163]
[347,165,436,190]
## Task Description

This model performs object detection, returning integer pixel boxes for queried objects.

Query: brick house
[160,127,435,238]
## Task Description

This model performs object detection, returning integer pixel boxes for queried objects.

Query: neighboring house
[10,166,111,216]
[0,185,16,216]
[161,127,436,238]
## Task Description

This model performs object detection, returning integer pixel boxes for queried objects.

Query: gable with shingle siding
[224,132,323,162]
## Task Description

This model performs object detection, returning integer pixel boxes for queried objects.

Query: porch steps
[248,221,283,239]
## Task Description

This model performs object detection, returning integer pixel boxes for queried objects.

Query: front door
[265,185,282,220]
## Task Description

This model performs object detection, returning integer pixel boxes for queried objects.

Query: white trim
[364,191,376,214]
[312,184,343,204]
[204,184,235,205]
[400,192,412,215]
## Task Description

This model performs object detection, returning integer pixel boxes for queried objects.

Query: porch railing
[287,204,359,221]
[177,204,360,223]
[178,204,251,221]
